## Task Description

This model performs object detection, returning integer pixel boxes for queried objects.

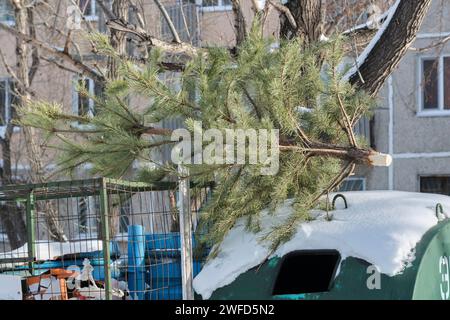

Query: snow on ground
[0,240,102,262]
[0,275,22,300]
[193,191,450,299]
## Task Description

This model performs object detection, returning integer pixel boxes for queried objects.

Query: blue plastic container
[145,233,207,259]
[141,232,209,300]
[128,225,146,300]
[147,260,203,281]
[144,260,203,300]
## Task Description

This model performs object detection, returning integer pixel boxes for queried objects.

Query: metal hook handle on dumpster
[332,194,348,209]
[436,203,446,221]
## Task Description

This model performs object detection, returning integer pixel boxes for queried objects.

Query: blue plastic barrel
[128,225,146,300]
[144,260,203,300]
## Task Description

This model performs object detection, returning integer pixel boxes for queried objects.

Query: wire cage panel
[0,178,211,300]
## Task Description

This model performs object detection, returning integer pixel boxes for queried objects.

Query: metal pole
[26,192,36,274]
[178,165,194,300]
[99,178,112,300]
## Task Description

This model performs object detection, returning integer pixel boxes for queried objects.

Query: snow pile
[0,240,102,262]
[193,191,450,299]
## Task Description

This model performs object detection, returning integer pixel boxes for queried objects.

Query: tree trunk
[231,0,247,47]
[280,0,323,45]
[0,204,26,250]
[108,0,129,80]
[13,0,67,243]
[348,0,432,96]
[105,1,130,237]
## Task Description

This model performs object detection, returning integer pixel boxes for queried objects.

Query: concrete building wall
[199,2,280,47]
[364,0,450,193]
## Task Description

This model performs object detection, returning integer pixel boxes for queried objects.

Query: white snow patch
[193,191,450,299]
[0,275,22,300]
[0,127,6,140]
[320,34,330,42]
[255,0,266,10]
[343,0,401,81]
[296,106,312,114]
[257,0,288,8]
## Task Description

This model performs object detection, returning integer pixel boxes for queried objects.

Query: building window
[420,176,450,196]
[0,0,15,25]
[73,77,103,118]
[419,56,450,116]
[0,78,17,127]
[339,177,366,192]
[161,2,200,45]
[119,200,131,234]
[193,0,232,11]
[79,0,98,20]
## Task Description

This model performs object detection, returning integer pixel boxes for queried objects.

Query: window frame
[72,76,97,128]
[0,77,20,131]
[419,175,450,195]
[0,17,15,26]
[0,0,15,26]
[339,177,366,192]
[79,0,98,21]
[418,55,450,117]
[195,0,232,12]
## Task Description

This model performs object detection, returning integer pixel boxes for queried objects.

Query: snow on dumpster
[193,191,450,300]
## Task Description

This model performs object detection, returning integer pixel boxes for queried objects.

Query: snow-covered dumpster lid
[193,191,450,300]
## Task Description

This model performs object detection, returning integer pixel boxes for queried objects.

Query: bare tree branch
[0,22,104,82]
[268,0,297,31]
[0,48,35,97]
[106,18,198,57]
[231,0,247,47]
[96,0,115,20]
[154,0,182,44]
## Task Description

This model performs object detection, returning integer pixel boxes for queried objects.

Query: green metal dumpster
[203,219,450,300]
[193,191,450,300]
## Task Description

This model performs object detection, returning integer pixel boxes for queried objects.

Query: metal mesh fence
[0,178,211,300]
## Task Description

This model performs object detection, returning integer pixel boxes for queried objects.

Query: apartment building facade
[358,0,450,196]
